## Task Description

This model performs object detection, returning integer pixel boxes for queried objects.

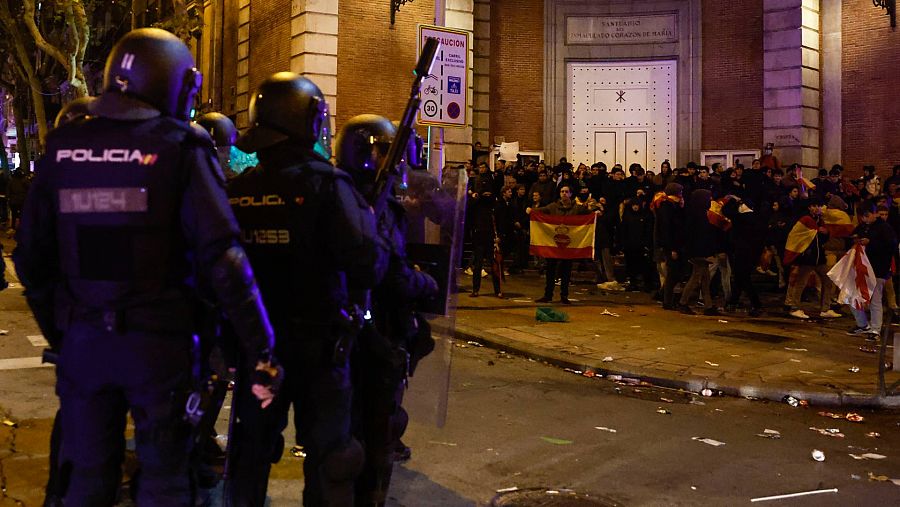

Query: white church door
[568,61,677,171]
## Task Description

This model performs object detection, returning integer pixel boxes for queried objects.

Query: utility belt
[283,304,365,366]
[63,303,194,335]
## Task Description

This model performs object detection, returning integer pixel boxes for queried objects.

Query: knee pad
[320,437,364,483]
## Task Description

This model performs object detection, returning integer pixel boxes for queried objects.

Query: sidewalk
[455,269,900,409]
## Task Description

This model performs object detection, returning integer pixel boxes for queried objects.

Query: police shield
[394,160,467,428]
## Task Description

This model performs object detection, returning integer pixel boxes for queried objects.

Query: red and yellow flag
[707,196,733,232]
[783,215,820,265]
[823,208,854,238]
[529,212,596,259]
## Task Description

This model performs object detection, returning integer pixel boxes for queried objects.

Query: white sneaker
[819,310,842,319]
[789,309,810,319]
[481,269,489,278]
[755,267,767,274]
[610,282,626,291]
[464,267,473,276]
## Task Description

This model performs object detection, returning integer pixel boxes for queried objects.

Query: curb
[455,324,900,409]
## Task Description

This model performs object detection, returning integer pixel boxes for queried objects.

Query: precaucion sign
[418,25,470,128]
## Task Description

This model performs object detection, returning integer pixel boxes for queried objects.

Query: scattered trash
[564,368,583,374]
[692,437,726,447]
[602,356,614,362]
[496,486,519,493]
[691,486,697,491]
[466,341,483,347]
[427,440,458,446]
[660,397,674,403]
[618,377,641,385]
[811,449,825,461]
[512,299,532,303]
[717,319,728,323]
[809,427,845,438]
[756,429,782,439]
[851,474,862,480]
[849,453,886,460]
[689,400,706,406]
[701,388,714,397]
[594,426,617,433]
[798,370,814,374]
[455,343,469,349]
[657,347,666,350]
[536,307,569,322]
[849,366,860,373]
[1,419,17,428]
[540,436,573,445]
[290,445,306,458]
[783,396,809,407]
[818,411,865,423]
[656,408,671,415]
[866,432,881,438]
[630,325,641,328]
[750,487,837,503]
[866,472,900,485]
[600,308,620,317]
[0,330,7,336]
[789,359,801,363]
[705,361,719,367]
[582,370,597,378]
[784,347,808,352]
[859,343,878,354]
[730,354,741,358]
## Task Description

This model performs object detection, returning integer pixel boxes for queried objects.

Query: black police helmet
[236,72,331,157]
[101,28,201,120]
[335,114,396,182]
[54,96,95,128]
[195,112,238,147]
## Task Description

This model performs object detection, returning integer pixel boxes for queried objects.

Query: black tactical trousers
[543,258,573,299]
[56,321,192,506]
[230,333,357,507]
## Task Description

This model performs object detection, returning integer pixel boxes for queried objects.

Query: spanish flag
[823,208,854,238]
[650,191,681,210]
[530,212,596,259]
[783,216,820,265]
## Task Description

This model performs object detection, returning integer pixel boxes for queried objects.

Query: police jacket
[227,146,380,328]
[13,102,273,360]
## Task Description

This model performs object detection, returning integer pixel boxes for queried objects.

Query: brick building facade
[193,0,898,173]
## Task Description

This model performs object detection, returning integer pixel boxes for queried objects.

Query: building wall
[248,0,292,94]
[489,0,543,151]
[335,0,435,133]
[701,0,765,152]
[841,0,900,175]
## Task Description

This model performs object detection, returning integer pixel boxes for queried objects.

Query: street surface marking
[0,357,53,371]
[27,335,49,347]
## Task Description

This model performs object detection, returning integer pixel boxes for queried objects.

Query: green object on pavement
[540,436,574,445]
[536,307,569,322]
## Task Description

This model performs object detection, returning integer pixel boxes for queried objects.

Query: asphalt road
[1,275,899,506]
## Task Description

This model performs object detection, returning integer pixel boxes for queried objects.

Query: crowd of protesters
[462,154,900,340]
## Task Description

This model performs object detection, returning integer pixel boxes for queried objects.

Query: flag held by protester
[827,244,876,310]
[823,208,854,238]
[783,216,820,265]
[529,212,596,259]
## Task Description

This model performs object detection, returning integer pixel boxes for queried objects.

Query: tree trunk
[12,94,30,166]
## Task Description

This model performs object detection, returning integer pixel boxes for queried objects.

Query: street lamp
[874,0,897,28]
[391,0,414,25]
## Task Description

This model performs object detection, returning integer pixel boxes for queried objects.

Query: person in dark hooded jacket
[723,197,769,315]
[678,189,720,315]
[619,198,655,290]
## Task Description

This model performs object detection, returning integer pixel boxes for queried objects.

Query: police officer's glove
[251,353,284,409]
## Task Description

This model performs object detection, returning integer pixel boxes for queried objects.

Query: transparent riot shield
[395,165,467,428]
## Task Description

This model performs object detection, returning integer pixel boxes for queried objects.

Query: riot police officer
[335,115,438,507]
[195,112,239,179]
[13,28,279,505]
[227,73,383,506]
